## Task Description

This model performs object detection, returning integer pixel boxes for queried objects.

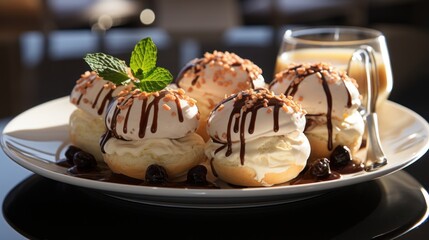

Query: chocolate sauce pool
[56,159,218,189]
[56,156,364,188]
[290,160,364,185]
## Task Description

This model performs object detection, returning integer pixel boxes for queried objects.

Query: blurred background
[0,0,428,120]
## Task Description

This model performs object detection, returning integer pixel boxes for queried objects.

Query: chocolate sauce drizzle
[279,64,352,151]
[75,77,117,116]
[211,89,292,165]
[175,58,204,87]
[100,90,185,153]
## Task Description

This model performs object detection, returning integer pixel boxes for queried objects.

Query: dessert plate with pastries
[2,38,429,208]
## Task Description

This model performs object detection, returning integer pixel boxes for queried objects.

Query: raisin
[311,158,331,178]
[330,145,352,169]
[145,164,168,184]
[65,145,82,165]
[186,165,208,185]
[73,151,97,171]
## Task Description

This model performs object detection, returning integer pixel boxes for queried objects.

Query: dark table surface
[2,25,429,239]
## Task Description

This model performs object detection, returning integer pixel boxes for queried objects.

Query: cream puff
[69,71,129,161]
[269,63,365,162]
[205,88,310,187]
[101,88,206,180]
[175,51,266,141]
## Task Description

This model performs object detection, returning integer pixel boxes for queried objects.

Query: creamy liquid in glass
[274,48,393,104]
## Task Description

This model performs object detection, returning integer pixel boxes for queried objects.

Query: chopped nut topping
[272,62,358,89]
[224,88,305,115]
[179,51,263,88]
[162,104,171,111]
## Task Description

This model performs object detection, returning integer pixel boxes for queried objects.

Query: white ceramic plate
[2,97,429,208]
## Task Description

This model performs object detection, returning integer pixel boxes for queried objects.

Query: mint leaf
[134,67,172,92]
[130,37,157,77]
[84,53,129,84]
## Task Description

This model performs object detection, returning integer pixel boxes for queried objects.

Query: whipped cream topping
[70,71,129,118]
[103,88,199,144]
[103,132,203,157]
[175,51,266,112]
[207,88,307,164]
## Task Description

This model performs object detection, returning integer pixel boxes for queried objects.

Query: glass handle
[347,45,379,114]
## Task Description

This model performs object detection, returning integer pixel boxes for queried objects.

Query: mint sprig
[83,37,172,92]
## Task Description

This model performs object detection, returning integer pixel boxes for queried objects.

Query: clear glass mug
[274,26,393,107]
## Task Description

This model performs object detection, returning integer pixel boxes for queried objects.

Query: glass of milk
[275,26,393,107]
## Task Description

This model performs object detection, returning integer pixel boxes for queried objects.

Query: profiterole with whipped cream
[205,88,310,187]
[269,62,365,162]
[69,71,131,161]
[101,87,205,180]
[175,51,266,140]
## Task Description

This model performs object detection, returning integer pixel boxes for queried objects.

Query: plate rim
[1,97,429,200]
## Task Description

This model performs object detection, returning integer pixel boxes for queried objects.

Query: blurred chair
[0,0,46,117]
[154,0,242,42]
[0,0,46,36]
[241,0,368,27]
